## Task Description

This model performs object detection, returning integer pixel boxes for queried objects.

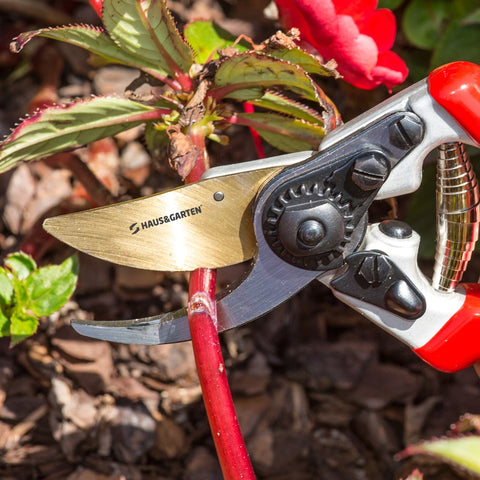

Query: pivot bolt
[297,219,325,248]
[351,152,389,191]
[389,115,424,150]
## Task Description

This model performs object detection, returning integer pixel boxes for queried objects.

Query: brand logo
[129,222,140,235]
[130,205,203,235]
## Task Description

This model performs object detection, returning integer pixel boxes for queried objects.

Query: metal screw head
[379,220,412,239]
[356,254,391,285]
[213,191,224,201]
[351,152,389,191]
[297,219,325,248]
[389,115,424,150]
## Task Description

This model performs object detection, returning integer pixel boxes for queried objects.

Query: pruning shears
[44,61,480,373]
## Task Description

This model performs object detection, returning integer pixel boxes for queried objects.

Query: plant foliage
[0,253,78,344]
[0,0,339,174]
[398,413,480,477]
[385,0,480,81]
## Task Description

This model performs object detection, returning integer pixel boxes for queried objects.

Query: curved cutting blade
[44,167,281,271]
[71,246,320,344]
[71,157,326,344]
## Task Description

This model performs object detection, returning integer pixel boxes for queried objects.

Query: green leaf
[103,0,193,80]
[211,52,321,102]
[0,268,14,309]
[10,308,38,345]
[264,47,338,78]
[250,91,325,125]
[24,255,78,317]
[184,20,250,63]
[11,25,170,80]
[0,97,168,172]
[144,122,169,160]
[431,21,480,68]
[401,436,480,475]
[402,0,451,49]
[0,308,10,337]
[233,112,325,152]
[12,275,28,307]
[5,252,37,281]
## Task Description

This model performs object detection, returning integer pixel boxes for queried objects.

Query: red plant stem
[243,102,265,159]
[188,269,255,479]
[185,129,256,479]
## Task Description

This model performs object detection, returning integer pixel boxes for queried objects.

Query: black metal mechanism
[330,248,426,320]
[330,219,426,319]
[260,111,425,271]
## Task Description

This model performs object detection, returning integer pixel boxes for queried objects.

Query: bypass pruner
[44,61,480,373]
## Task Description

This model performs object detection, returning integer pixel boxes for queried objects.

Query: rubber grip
[428,61,480,145]
[413,283,480,372]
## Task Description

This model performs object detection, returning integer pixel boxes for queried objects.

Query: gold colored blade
[43,167,281,271]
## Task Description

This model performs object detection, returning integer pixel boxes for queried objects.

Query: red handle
[413,283,480,372]
[428,61,480,145]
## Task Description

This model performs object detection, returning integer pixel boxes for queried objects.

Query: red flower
[89,0,103,18]
[273,0,408,90]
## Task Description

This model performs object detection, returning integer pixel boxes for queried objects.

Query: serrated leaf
[0,97,168,172]
[10,308,38,345]
[0,269,14,309]
[211,52,320,102]
[11,25,170,80]
[250,91,325,124]
[5,252,37,281]
[24,255,78,317]
[265,47,338,78]
[103,0,193,81]
[401,436,480,475]
[184,20,250,63]
[233,112,324,152]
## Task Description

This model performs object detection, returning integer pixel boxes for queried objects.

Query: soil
[1,1,480,480]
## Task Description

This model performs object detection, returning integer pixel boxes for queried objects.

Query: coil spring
[433,142,480,292]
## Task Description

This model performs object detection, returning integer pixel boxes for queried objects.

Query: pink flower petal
[273,0,408,90]
[316,15,378,75]
[356,9,396,52]
[333,0,377,20]
[371,51,409,89]
[275,0,338,44]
